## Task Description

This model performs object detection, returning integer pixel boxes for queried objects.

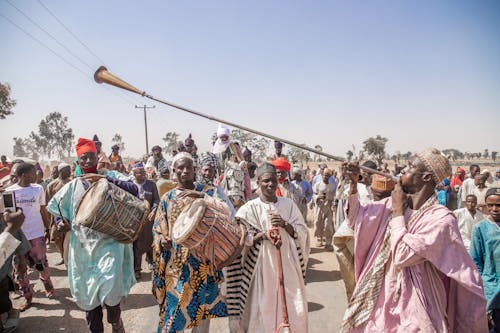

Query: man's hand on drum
[177,190,204,200]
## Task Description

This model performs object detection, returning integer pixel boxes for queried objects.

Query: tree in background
[492,151,497,162]
[362,135,388,166]
[483,149,489,159]
[313,145,323,162]
[288,144,312,164]
[221,129,272,162]
[12,136,39,160]
[346,150,353,161]
[442,149,464,161]
[36,112,75,158]
[162,132,180,155]
[231,129,254,146]
[12,138,27,157]
[402,151,412,161]
[111,133,126,152]
[248,137,272,162]
[0,82,16,119]
[11,112,74,159]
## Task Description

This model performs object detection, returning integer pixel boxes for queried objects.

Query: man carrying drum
[46,138,138,333]
[152,152,229,333]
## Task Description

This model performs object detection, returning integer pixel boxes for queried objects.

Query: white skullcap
[58,162,70,171]
[172,152,194,167]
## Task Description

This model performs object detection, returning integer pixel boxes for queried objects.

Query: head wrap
[318,163,327,169]
[111,144,119,150]
[256,162,276,179]
[243,147,252,159]
[57,162,70,171]
[158,165,170,175]
[132,161,145,170]
[185,134,194,146]
[217,124,231,138]
[151,145,162,152]
[92,134,101,144]
[213,125,231,154]
[371,174,395,193]
[415,148,451,185]
[485,187,500,199]
[75,138,97,157]
[200,152,219,168]
[172,152,194,167]
[274,141,283,149]
[271,157,291,172]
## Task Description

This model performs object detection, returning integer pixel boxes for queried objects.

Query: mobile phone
[2,191,16,213]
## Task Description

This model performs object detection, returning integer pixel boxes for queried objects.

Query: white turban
[217,124,231,138]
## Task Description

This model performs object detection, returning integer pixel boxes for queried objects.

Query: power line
[37,0,107,66]
[0,12,91,80]
[1,5,148,106]
[0,12,141,106]
[5,0,95,71]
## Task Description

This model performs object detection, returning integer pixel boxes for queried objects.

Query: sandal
[43,279,55,298]
[15,299,32,312]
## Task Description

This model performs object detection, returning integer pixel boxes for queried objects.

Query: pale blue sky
[1,0,499,160]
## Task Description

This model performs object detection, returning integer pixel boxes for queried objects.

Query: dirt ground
[12,214,348,333]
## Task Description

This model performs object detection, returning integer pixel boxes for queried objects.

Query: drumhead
[172,198,207,243]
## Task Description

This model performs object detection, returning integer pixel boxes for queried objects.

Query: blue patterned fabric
[152,183,228,333]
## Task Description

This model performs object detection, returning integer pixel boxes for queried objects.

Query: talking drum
[74,178,150,243]
[172,195,243,270]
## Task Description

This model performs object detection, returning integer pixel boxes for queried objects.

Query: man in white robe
[229,162,310,333]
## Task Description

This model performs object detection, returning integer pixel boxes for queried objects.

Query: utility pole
[135,105,155,154]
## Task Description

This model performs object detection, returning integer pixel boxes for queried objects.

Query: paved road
[14,227,347,332]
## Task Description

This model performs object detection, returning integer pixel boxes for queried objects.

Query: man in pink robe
[341,148,487,333]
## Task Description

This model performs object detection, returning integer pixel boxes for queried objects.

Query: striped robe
[226,197,310,333]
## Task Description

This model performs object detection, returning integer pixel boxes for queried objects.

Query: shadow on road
[306,269,342,283]
[307,257,323,267]
[307,301,325,312]
[16,315,88,332]
[121,292,157,310]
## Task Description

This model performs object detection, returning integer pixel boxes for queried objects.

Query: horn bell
[94,66,146,96]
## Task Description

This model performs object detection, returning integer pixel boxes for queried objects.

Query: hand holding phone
[2,191,16,213]
[3,208,24,235]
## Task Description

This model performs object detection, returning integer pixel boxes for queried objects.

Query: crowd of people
[0,127,499,333]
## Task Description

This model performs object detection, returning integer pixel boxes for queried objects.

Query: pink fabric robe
[346,195,488,332]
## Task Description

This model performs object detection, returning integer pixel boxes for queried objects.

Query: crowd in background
[0,128,499,333]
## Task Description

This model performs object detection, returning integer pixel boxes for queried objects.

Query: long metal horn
[94,66,146,96]
[94,66,397,181]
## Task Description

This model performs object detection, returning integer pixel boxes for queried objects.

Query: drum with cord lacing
[171,195,244,270]
[74,177,150,243]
